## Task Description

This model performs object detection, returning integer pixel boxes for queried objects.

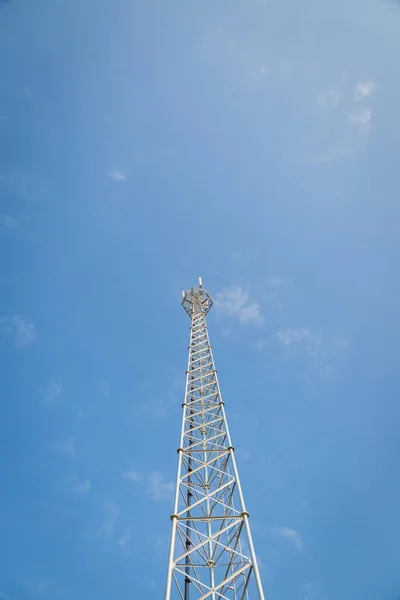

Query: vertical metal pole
[184,379,193,600]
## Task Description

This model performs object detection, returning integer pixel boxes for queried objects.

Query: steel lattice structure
[165,278,265,600]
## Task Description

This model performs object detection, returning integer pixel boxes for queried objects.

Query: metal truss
[165,278,265,600]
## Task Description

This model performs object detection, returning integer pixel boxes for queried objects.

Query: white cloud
[255,553,266,570]
[122,471,141,481]
[267,276,288,288]
[255,339,265,351]
[276,328,322,358]
[305,142,355,165]
[98,501,119,536]
[354,80,375,101]
[55,435,76,456]
[14,316,36,347]
[0,214,18,228]
[144,577,157,590]
[36,582,47,595]
[0,315,36,347]
[310,76,375,162]
[322,364,335,380]
[43,382,63,405]
[239,303,263,324]
[264,276,289,311]
[274,526,304,550]
[215,286,264,326]
[144,532,165,556]
[348,108,372,134]
[109,169,127,181]
[303,581,315,600]
[26,580,49,596]
[0,170,43,200]
[237,448,252,461]
[248,63,269,88]
[118,526,133,547]
[333,334,349,353]
[276,328,311,346]
[72,479,91,493]
[133,398,168,420]
[154,403,167,418]
[277,329,348,377]
[215,286,247,315]
[148,472,174,502]
[133,375,181,420]
[318,87,341,108]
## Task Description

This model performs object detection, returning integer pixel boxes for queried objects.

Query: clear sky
[1,0,400,599]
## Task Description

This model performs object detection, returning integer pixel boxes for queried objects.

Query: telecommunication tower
[164,278,265,600]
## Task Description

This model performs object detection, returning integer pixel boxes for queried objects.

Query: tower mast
[164,278,265,600]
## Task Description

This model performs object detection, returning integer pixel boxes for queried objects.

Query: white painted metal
[164,280,266,600]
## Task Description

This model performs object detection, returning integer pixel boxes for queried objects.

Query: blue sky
[1,0,400,598]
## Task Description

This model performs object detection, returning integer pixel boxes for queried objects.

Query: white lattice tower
[164,278,265,600]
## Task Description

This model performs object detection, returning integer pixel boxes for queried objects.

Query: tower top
[181,277,213,318]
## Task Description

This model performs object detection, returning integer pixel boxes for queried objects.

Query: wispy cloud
[215,286,264,325]
[318,87,341,108]
[333,334,349,353]
[276,328,322,358]
[144,577,157,590]
[348,108,372,134]
[109,169,127,182]
[43,382,63,405]
[277,328,349,366]
[248,63,269,88]
[118,526,133,547]
[132,375,182,420]
[354,80,375,101]
[0,170,45,201]
[26,580,49,596]
[71,477,91,493]
[98,501,119,536]
[303,581,316,600]
[144,532,165,557]
[308,76,376,162]
[267,276,289,288]
[239,303,264,325]
[13,316,36,347]
[148,472,174,502]
[274,526,304,550]
[237,448,252,461]
[122,470,141,481]
[255,339,265,351]
[264,275,291,311]
[276,328,312,346]
[0,315,36,347]
[0,214,18,228]
[132,399,168,421]
[55,435,76,456]
[0,592,11,600]
[255,553,266,571]
[36,582,47,595]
